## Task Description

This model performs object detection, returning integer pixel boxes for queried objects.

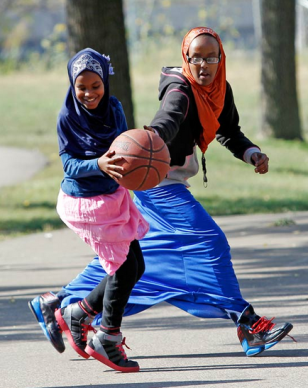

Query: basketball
[109,129,170,191]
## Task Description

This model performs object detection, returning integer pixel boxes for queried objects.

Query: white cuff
[243,147,260,165]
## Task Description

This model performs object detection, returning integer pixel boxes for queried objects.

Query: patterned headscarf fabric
[57,48,117,158]
[71,53,105,84]
[182,27,226,153]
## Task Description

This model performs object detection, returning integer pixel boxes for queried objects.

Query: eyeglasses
[186,55,220,65]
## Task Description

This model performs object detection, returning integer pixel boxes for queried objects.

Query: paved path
[0,146,47,188]
[1,210,308,388]
[0,146,307,387]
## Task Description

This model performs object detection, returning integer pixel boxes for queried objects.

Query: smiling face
[74,70,105,109]
[188,34,220,86]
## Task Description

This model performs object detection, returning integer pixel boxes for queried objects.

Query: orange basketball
[109,129,170,191]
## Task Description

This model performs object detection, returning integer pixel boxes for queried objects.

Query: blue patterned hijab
[57,48,117,158]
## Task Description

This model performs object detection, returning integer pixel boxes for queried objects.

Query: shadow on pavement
[40,380,261,388]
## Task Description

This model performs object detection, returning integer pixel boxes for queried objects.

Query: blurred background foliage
[0,0,66,71]
[0,0,281,72]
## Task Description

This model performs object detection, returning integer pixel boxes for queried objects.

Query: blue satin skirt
[60,184,248,324]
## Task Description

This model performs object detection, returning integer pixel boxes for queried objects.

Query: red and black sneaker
[85,331,139,373]
[237,305,294,356]
[55,301,95,359]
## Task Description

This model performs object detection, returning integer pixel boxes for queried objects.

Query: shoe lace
[81,323,97,341]
[250,317,297,343]
[115,337,130,360]
[287,333,297,343]
[250,316,275,334]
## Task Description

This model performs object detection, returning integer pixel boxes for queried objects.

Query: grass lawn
[0,48,307,239]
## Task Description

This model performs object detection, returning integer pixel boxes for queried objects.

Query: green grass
[0,48,307,239]
[191,138,308,215]
[0,70,68,238]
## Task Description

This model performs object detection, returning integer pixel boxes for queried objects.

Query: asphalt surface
[0,147,308,388]
[0,146,47,188]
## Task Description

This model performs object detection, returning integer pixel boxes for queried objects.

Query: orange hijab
[182,27,226,153]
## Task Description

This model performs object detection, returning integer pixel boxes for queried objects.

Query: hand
[143,125,155,133]
[251,152,269,174]
[98,149,124,181]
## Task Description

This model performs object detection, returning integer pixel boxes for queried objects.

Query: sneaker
[237,305,294,357]
[85,331,139,372]
[55,301,95,359]
[28,292,65,353]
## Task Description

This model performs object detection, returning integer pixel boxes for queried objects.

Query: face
[74,70,105,109]
[188,35,220,86]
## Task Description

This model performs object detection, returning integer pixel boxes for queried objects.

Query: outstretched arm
[148,83,190,143]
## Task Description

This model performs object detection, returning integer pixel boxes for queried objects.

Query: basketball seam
[113,154,169,165]
[118,133,166,153]
[136,166,150,190]
[123,165,162,177]
[126,166,161,191]
[138,131,154,190]
[111,129,170,190]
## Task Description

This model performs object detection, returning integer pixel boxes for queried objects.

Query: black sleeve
[150,83,190,144]
[216,82,259,161]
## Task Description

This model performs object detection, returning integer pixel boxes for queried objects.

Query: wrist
[243,147,260,165]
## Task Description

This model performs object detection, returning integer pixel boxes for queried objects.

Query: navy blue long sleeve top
[59,99,127,197]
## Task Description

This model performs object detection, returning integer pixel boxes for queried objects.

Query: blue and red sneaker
[237,305,294,357]
[28,292,65,353]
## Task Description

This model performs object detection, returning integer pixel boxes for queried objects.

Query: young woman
[29,28,293,361]
[29,48,149,373]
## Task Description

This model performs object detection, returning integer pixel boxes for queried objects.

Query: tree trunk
[65,0,135,128]
[260,0,302,140]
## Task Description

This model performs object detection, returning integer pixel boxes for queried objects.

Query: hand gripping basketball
[109,129,170,191]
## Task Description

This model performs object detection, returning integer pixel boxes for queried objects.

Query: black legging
[83,239,144,329]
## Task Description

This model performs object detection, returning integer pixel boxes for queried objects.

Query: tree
[260,0,303,140]
[66,0,135,128]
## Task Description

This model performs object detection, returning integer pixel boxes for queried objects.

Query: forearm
[216,131,259,162]
[61,153,105,178]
